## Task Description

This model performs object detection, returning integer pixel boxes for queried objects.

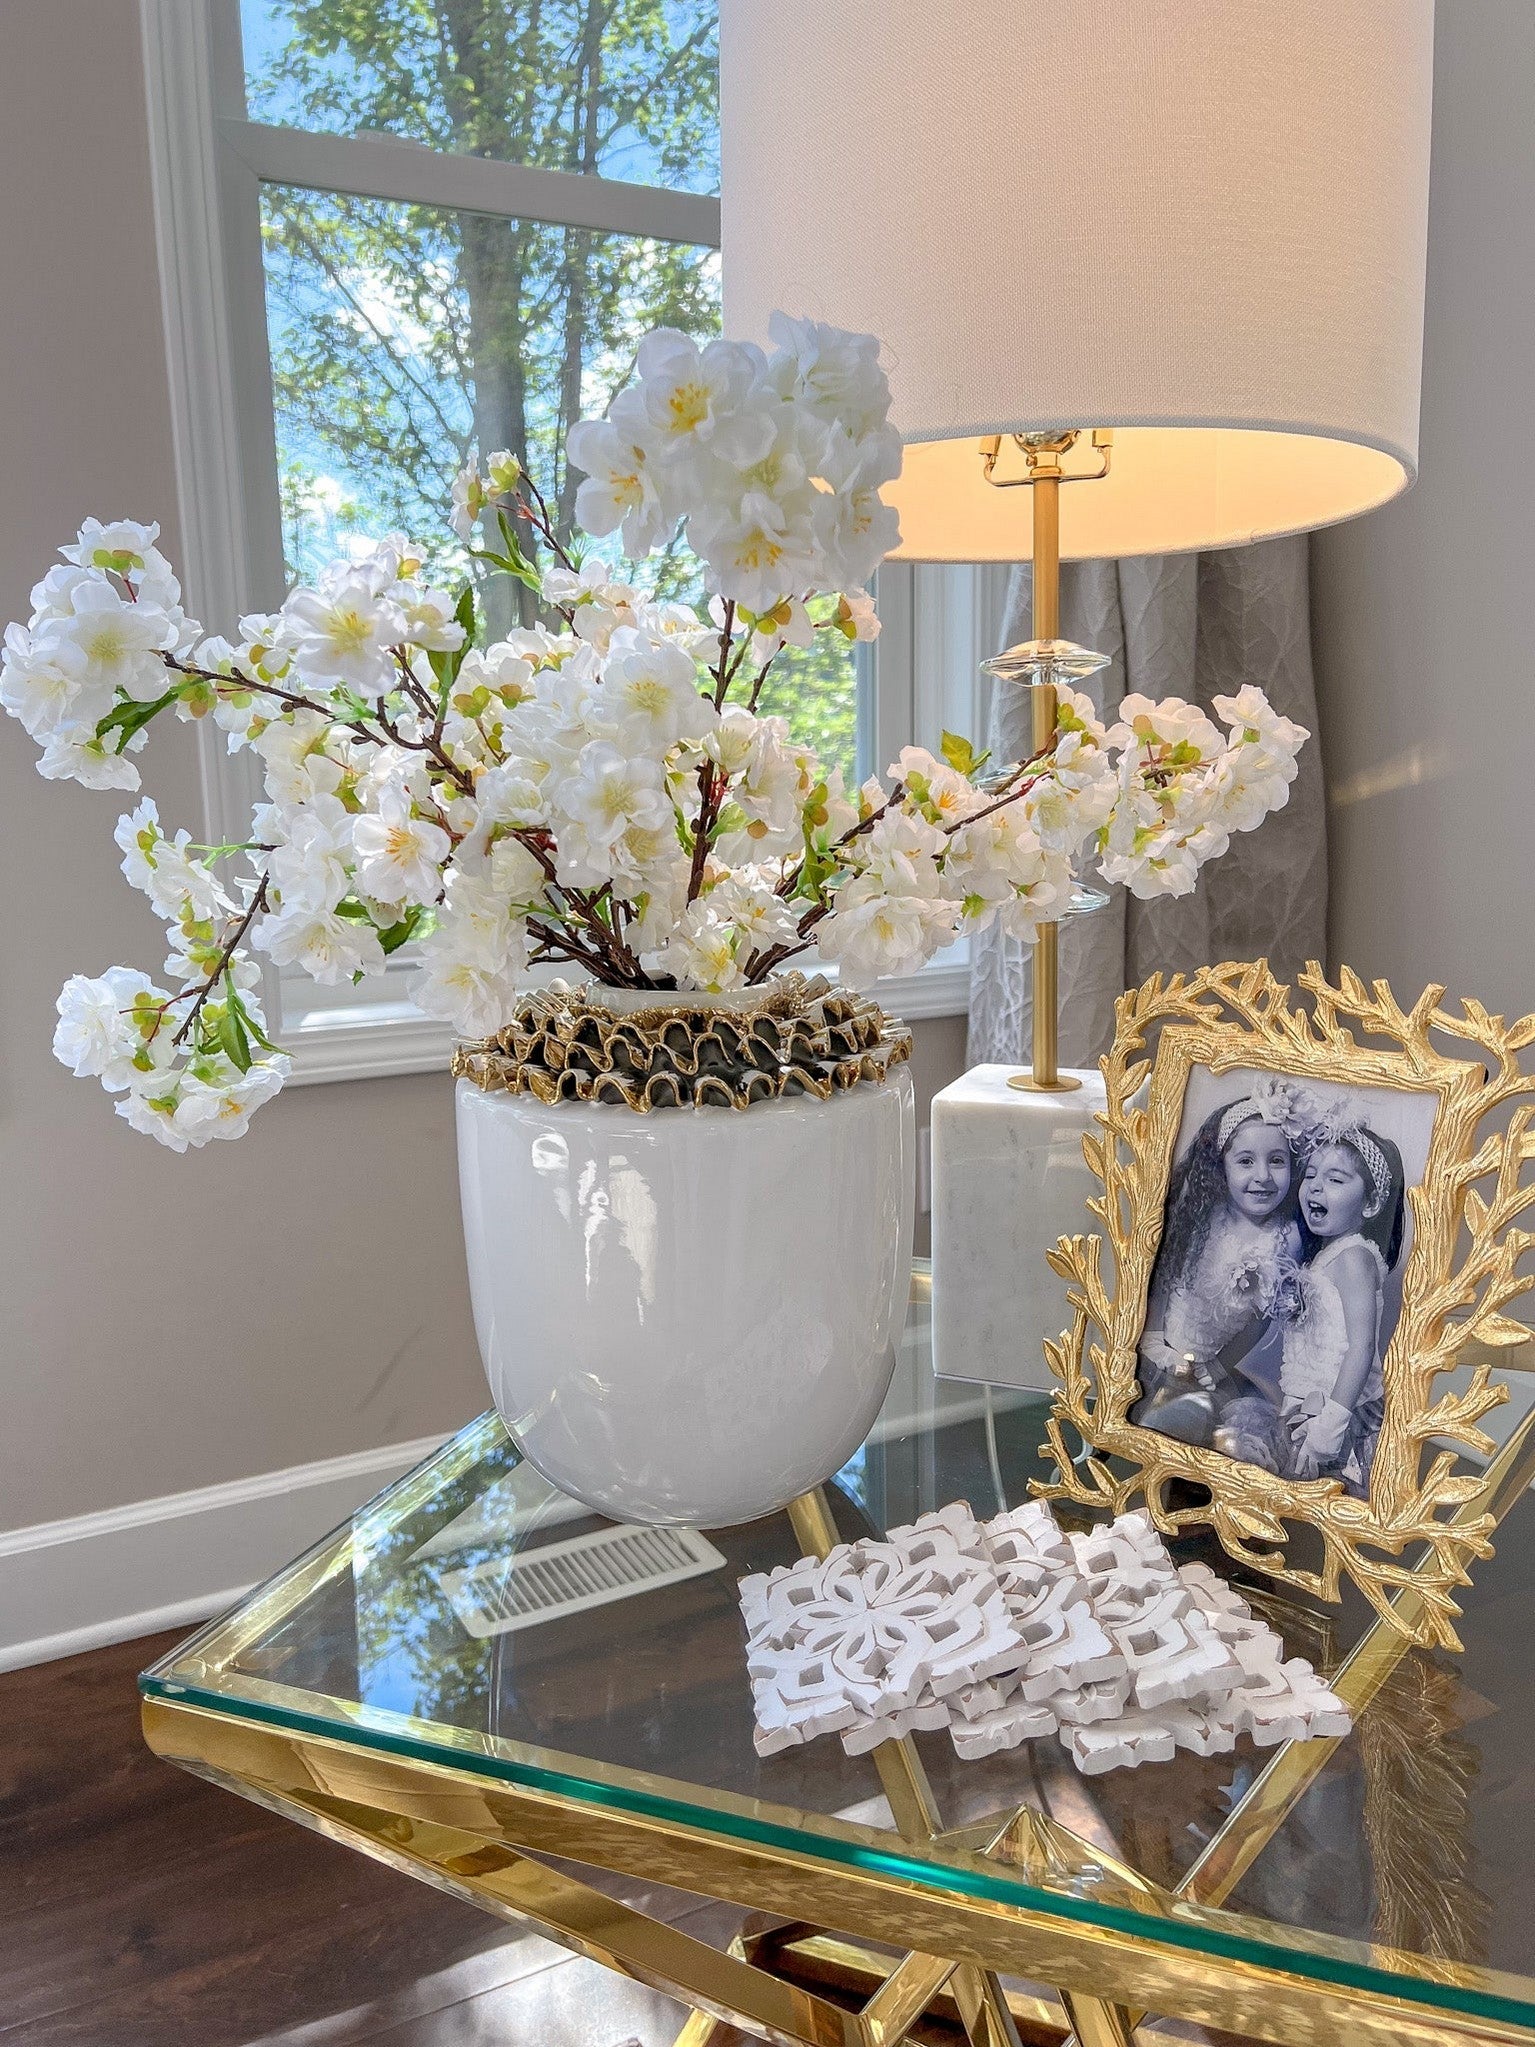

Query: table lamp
[720,0,1433,1388]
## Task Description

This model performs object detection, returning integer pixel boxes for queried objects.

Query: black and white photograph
[1130,1064,1438,1499]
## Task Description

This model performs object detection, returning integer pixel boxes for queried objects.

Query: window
[142,0,983,1081]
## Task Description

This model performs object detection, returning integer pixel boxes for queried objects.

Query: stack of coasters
[740,1502,1026,1757]
[738,1501,1350,1775]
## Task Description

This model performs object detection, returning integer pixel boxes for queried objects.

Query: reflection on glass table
[142,1272,1535,2044]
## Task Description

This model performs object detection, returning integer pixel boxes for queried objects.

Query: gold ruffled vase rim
[451,971,912,1114]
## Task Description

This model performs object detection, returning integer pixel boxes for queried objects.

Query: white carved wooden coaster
[741,1501,1351,1773]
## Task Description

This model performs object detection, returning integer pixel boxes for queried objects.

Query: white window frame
[140,0,985,1083]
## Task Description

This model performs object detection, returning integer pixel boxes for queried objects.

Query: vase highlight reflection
[455,979,916,1528]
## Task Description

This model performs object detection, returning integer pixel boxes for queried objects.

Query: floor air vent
[441,1522,728,1640]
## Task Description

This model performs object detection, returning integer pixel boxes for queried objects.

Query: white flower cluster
[0,519,198,788]
[564,316,900,633]
[1095,687,1310,899]
[1,317,1308,1150]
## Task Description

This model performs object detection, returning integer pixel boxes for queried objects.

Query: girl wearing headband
[1280,1104,1407,1495]
[1133,1075,1311,1456]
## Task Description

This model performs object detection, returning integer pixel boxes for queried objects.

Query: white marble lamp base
[930,1063,1108,1391]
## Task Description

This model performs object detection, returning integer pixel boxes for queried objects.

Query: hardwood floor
[0,1630,742,2046]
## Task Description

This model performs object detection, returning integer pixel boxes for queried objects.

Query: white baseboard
[0,1432,448,1673]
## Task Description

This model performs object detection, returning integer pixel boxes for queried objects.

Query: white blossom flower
[0,623,109,740]
[257,905,386,984]
[631,329,774,469]
[280,571,407,691]
[266,793,356,915]
[857,806,949,891]
[1208,685,1308,831]
[812,482,902,591]
[836,589,881,643]
[351,788,451,906]
[816,874,959,986]
[1098,826,1203,899]
[706,872,801,950]
[486,835,546,902]
[449,458,488,542]
[396,584,466,653]
[53,968,162,1088]
[945,810,1073,936]
[36,728,143,789]
[891,746,984,828]
[588,629,717,751]
[61,517,164,574]
[114,1084,190,1151]
[115,1055,289,1151]
[690,493,815,613]
[1109,693,1224,764]
[455,643,534,704]
[483,450,521,496]
[729,715,812,849]
[766,313,892,445]
[113,800,226,924]
[168,1062,289,1145]
[467,761,548,835]
[567,418,668,557]
[409,869,527,1035]
[409,949,523,1039]
[654,900,746,992]
[252,708,347,806]
[39,578,175,701]
[550,741,671,887]
[427,869,525,969]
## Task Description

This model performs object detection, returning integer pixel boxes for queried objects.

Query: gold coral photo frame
[1035,959,1535,1650]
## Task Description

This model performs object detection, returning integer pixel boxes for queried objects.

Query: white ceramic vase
[456,1027,914,1529]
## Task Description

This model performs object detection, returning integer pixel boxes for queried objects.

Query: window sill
[282,957,971,1087]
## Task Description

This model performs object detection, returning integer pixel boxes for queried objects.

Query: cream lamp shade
[720,0,1434,561]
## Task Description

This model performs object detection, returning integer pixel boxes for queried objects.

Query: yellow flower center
[736,533,785,572]
[84,623,129,664]
[326,605,374,654]
[666,381,710,432]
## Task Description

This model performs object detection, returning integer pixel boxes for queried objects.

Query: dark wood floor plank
[0,1634,749,2047]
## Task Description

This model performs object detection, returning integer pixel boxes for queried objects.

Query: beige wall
[0,4,967,1532]
[1313,0,1535,1021]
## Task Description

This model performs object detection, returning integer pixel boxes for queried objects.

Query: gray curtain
[968,538,1327,1068]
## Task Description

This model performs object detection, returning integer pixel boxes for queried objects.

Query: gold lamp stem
[1029,473,1063,1089]
[980,425,1112,1095]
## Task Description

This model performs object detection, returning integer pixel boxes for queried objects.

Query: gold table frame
[143,1408,1535,2047]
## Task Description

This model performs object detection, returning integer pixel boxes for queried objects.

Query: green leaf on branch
[794,840,838,903]
[375,903,429,955]
[217,984,253,1073]
[428,583,478,698]
[941,729,989,777]
[494,509,543,595]
[237,1003,284,1056]
[95,685,180,754]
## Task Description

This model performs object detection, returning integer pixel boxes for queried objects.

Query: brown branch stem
[168,873,272,1049]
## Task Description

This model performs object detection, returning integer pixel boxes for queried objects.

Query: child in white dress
[1134,1077,1310,1453]
[1280,1108,1407,1497]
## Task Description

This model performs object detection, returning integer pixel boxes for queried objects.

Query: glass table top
[143,1273,1535,2032]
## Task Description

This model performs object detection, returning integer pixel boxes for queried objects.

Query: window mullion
[221,120,722,247]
